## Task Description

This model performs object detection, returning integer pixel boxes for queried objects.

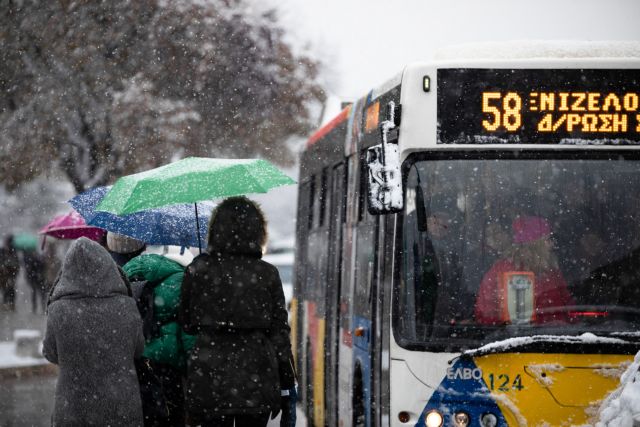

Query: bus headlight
[480,413,498,427]
[454,412,470,426]
[398,411,411,423]
[425,410,443,427]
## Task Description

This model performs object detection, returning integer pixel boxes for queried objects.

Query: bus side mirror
[366,101,403,214]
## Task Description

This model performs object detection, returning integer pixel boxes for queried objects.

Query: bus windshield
[398,154,640,350]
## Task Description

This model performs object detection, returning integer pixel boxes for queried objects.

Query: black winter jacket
[179,197,295,419]
[180,252,295,418]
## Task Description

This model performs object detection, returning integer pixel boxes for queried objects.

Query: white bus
[292,42,640,427]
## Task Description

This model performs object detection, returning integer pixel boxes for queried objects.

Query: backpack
[130,279,162,340]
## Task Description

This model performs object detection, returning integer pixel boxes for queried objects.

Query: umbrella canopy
[11,232,39,251]
[69,186,214,248]
[95,157,295,215]
[39,210,106,241]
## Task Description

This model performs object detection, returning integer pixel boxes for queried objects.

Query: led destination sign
[437,69,640,145]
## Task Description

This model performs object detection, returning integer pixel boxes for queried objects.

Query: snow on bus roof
[434,40,640,61]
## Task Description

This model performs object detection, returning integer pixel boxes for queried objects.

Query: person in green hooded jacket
[123,246,197,427]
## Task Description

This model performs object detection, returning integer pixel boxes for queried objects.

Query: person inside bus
[415,192,464,331]
[578,217,640,307]
[462,221,513,298]
[566,231,608,294]
[474,215,575,325]
[551,175,604,287]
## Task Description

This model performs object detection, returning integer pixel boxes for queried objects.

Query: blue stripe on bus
[365,90,373,105]
[415,357,507,427]
[353,315,372,427]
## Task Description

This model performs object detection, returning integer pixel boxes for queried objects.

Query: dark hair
[207,197,267,256]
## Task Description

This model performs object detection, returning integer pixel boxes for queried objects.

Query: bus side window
[308,175,315,230]
[297,180,312,302]
[354,154,378,319]
[312,173,325,229]
[332,162,347,232]
[358,151,367,223]
[319,168,328,227]
[346,156,357,225]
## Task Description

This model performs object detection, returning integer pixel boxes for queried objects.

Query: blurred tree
[0,0,325,193]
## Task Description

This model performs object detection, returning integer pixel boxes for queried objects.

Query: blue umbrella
[69,186,214,248]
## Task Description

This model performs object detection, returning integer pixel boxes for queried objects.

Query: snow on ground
[0,341,47,369]
[596,350,640,427]
[0,273,48,369]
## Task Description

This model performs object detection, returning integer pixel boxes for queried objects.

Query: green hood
[124,254,185,322]
[123,253,194,368]
[123,254,184,282]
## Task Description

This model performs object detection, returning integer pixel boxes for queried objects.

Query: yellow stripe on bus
[473,353,632,426]
[313,319,326,427]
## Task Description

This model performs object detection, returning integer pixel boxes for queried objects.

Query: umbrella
[95,157,295,252]
[39,210,106,242]
[11,232,39,251]
[69,186,214,248]
[95,157,296,215]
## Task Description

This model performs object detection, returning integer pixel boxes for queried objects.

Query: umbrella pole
[194,203,202,254]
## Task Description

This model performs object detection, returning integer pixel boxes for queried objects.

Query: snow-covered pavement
[0,340,47,369]
[0,269,50,371]
[0,375,56,426]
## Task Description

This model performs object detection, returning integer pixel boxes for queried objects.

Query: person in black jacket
[22,250,46,313]
[0,235,19,311]
[179,197,296,427]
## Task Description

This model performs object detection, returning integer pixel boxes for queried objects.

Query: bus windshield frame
[393,149,640,353]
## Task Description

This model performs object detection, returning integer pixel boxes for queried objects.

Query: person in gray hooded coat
[43,237,145,427]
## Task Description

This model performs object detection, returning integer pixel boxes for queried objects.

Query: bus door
[293,179,312,372]
[338,155,359,426]
[310,170,330,427]
[370,213,391,427]
[324,163,346,427]
[365,212,396,427]
[352,158,382,427]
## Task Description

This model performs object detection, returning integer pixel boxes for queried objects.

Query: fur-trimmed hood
[50,237,128,302]
[206,197,267,257]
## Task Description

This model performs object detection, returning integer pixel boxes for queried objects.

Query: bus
[291,42,640,427]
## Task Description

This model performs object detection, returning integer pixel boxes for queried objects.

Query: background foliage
[0,0,325,193]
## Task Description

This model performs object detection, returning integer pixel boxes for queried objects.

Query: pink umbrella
[39,210,106,242]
